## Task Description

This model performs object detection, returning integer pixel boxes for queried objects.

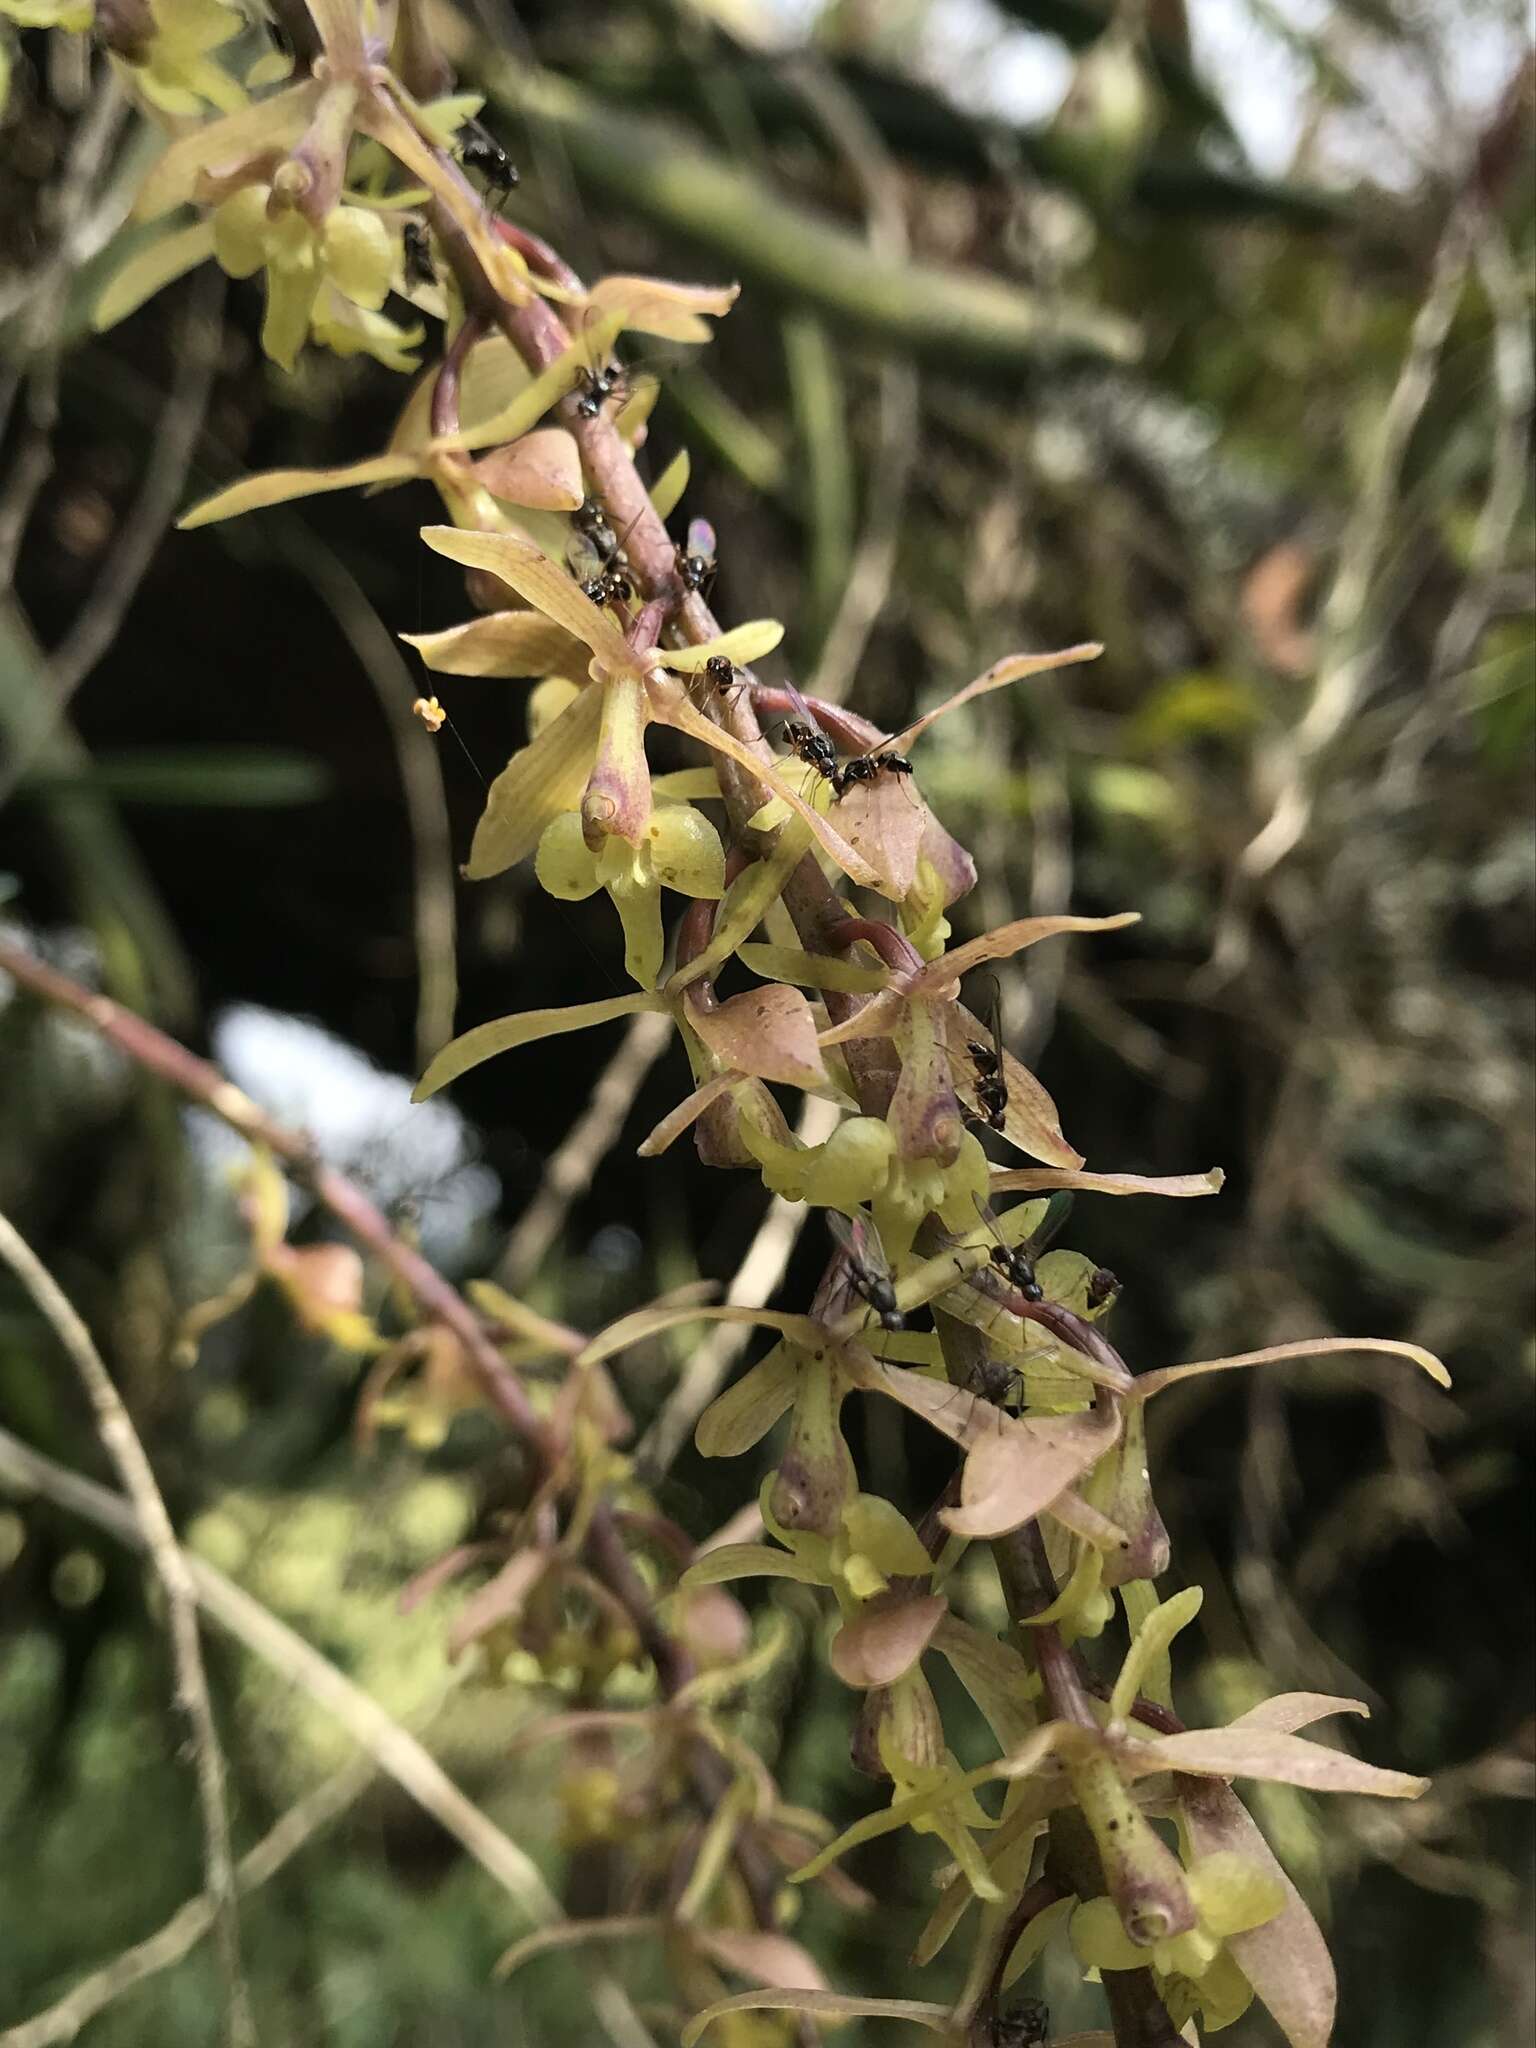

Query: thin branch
[0,938,782,1961]
[497,1006,674,1290]
[0,1214,255,2048]
[1210,200,1479,978]
[635,1093,840,1478]
[0,73,127,588]
[0,1757,376,2048]
[782,57,920,710]
[288,541,459,1073]
[0,267,226,807]
[0,1425,658,2048]
[1386,213,1535,792]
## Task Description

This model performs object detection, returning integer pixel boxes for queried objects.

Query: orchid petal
[897,643,1103,750]
[402,611,590,678]
[1133,1336,1450,1401]
[179,451,419,529]
[686,984,829,1089]
[463,677,605,878]
[413,992,665,1100]
[472,427,584,510]
[988,1166,1226,1198]
[941,1405,1124,1540]
[661,620,785,671]
[694,1344,800,1456]
[681,1542,826,1589]
[576,1304,825,1372]
[682,1990,951,2045]
[421,524,632,668]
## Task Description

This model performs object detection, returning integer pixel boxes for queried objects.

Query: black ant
[402,221,436,289]
[579,566,633,609]
[573,361,625,420]
[966,976,1009,1133]
[825,1211,905,1332]
[704,654,738,695]
[457,122,519,212]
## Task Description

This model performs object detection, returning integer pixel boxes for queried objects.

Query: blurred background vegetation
[0,0,1532,2042]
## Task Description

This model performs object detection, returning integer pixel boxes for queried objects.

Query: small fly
[825,1210,905,1332]
[779,679,841,790]
[572,495,620,564]
[402,221,436,290]
[995,2000,1049,2048]
[569,531,633,611]
[676,517,717,599]
[971,1191,1075,1308]
[965,974,1009,1133]
[457,121,519,213]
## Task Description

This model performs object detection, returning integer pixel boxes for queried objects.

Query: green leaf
[23,747,330,806]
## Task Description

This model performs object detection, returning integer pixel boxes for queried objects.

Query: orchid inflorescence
[34,0,1458,2038]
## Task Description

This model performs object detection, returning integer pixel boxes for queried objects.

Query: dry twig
[0,1425,658,2048]
[0,1214,255,2048]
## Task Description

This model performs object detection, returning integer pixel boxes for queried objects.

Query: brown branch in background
[1212,199,1479,963]
[0,1214,255,2048]
[0,73,128,585]
[636,1093,841,1478]
[497,1006,675,1290]
[0,939,785,1966]
[0,1757,377,2048]
[291,541,459,1072]
[0,1425,657,2048]
[0,267,226,808]
[781,58,919,710]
